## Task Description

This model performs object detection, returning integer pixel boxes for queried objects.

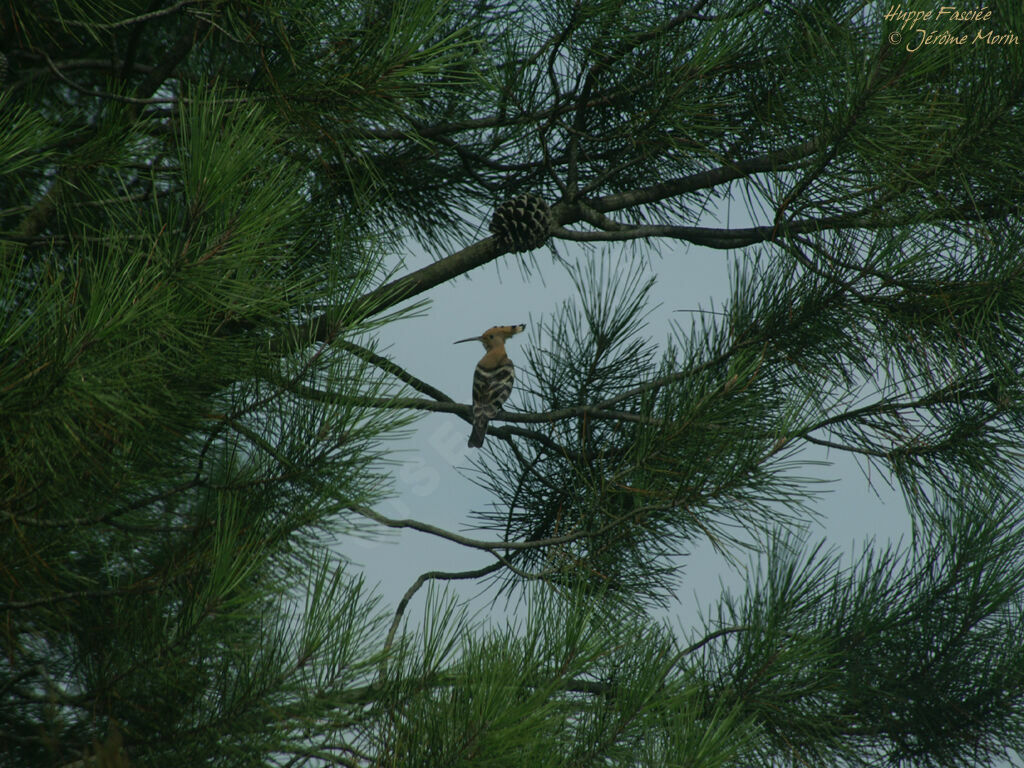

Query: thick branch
[133,18,208,100]
[268,237,503,354]
[591,138,820,214]
[552,221,786,249]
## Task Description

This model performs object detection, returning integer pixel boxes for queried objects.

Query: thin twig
[681,624,753,655]
[335,339,454,403]
[41,51,178,105]
[56,0,199,30]
[382,563,504,653]
[350,505,600,553]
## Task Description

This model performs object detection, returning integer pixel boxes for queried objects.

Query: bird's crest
[454,323,526,351]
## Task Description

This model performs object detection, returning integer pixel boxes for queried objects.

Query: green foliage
[698,492,1024,767]
[2,0,1024,766]
[372,584,753,768]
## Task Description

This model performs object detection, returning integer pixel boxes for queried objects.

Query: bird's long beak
[453,336,482,345]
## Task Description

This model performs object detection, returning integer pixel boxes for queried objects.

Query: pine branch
[681,624,754,656]
[350,504,603,553]
[334,339,454,403]
[1,582,165,611]
[592,137,821,212]
[41,51,173,105]
[382,563,504,654]
[8,12,207,243]
[269,237,503,353]
[287,385,662,427]
[132,17,209,100]
[552,221,784,248]
[5,2,1024,763]
[58,0,200,30]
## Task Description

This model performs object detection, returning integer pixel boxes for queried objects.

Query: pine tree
[3,1,1024,766]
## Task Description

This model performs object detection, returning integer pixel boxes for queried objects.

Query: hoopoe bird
[454,324,526,448]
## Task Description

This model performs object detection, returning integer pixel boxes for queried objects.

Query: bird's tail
[468,416,489,448]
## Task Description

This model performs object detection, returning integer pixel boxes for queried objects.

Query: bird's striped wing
[469,359,514,446]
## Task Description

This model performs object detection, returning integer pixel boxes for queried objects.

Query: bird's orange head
[454,323,526,352]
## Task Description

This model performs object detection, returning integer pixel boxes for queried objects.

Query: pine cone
[489,194,551,253]
[0,52,7,85]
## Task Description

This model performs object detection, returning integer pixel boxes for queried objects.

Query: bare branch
[350,504,598,553]
[133,18,209,101]
[801,434,890,458]
[269,237,503,354]
[552,221,766,247]
[591,138,821,214]
[382,562,504,653]
[335,339,454,403]
[681,624,753,655]
[287,385,663,428]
